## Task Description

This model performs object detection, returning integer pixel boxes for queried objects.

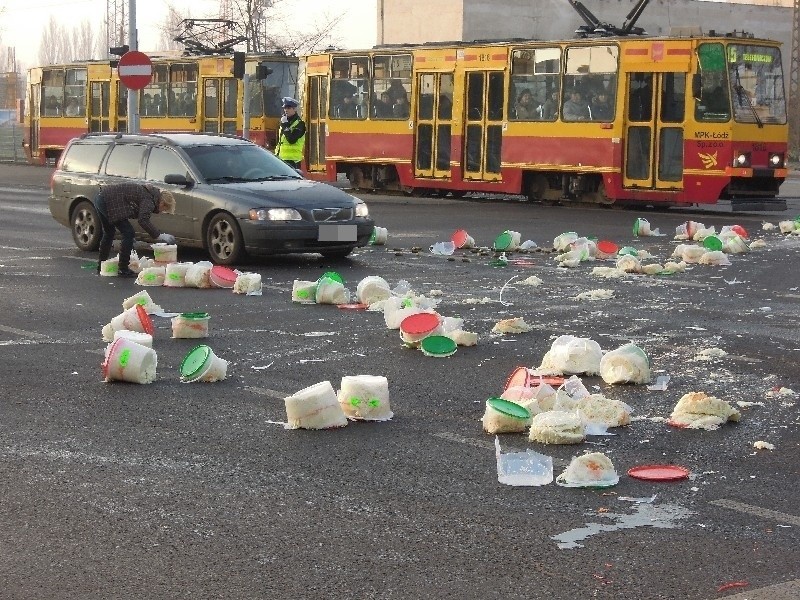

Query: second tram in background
[24,52,298,164]
[300,32,788,210]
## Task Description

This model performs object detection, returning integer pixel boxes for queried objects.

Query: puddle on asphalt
[552,503,693,549]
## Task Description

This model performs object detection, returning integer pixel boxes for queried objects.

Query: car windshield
[184,143,303,183]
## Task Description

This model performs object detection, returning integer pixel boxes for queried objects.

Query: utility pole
[790,0,800,159]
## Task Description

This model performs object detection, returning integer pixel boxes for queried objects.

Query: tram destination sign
[118,51,153,90]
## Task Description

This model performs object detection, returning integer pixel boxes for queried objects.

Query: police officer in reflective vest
[275,97,306,169]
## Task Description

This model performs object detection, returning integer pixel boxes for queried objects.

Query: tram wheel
[526,174,549,202]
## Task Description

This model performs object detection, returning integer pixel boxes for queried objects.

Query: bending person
[94,183,176,277]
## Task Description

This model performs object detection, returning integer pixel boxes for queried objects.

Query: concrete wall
[378,0,793,56]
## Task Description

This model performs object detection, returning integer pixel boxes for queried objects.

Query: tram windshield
[728,44,786,125]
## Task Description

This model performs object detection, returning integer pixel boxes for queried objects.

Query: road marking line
[244,386,288,399]
[0,324,51,340]
[712,579,800,599]
[709,499,800,526]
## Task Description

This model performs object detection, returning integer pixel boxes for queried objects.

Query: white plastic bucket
[113,329,153,348]
[171,312,210,339]
[109,304,154,336]
[151,243,178,264]
[164,262,192,287]
[100,258,119,276]
[136,267,166,286]
[180,345,228,382]
[370,226,388,245]
[102,338,158,384]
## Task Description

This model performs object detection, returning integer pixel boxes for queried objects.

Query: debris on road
[668,392,741,430]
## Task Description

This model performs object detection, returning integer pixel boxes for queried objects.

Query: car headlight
[769,153,784,168]
[355,201,369,218]
[249,208,302,221]
[734,152,750,167]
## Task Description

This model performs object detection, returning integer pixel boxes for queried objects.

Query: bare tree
[71,20,95,61]
[38,16,71,66]
[158,2,189,52]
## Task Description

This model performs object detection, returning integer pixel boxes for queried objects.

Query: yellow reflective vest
[276,117,306,162]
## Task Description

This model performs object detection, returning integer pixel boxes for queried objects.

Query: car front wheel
[71,200,101,251]
[206,212,244,265]
[320,247,355,259]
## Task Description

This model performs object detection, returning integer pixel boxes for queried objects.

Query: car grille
[312,207,353,222]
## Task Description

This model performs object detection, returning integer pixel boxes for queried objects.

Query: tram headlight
[769,153,784,168]
[734,152,751,167]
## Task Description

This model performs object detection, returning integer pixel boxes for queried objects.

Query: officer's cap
[282,97,299,108]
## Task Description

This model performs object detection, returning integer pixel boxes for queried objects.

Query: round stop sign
[118,51,153,90]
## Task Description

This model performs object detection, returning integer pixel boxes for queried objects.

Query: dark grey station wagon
[48,132,374,264]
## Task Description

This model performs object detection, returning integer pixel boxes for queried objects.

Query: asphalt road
[0,164,798,600]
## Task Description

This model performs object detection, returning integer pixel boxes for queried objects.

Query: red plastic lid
[596,240,619,254]
[101,339,120,378]
[400,312,440,335]
[451,229,469,248]
[504,366,531,390]
[627,464,690,481]
[136,304,154,335]
[731,224,749,239]
[337,303,368,310]
[532,375,565,387]
[210,265,238,287]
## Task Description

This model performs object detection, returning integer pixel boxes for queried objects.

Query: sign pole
[243,72,251,140]
[128,0,139,133]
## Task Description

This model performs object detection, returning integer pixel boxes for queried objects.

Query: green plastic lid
[633,218,643,235]
[703,235,722,251]
[420,335,457,357]
[181,312,210,320]
[319,271,343,284]
[493,231,513,251]
[369,228,377,243]
[618,246,638,256]
[180,345,212,379]
[486,397,531,420]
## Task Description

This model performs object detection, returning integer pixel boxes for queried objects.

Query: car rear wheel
[206,213,244,265]
[71,200,101,251]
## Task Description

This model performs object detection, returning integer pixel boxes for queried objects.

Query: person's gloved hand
[157,233,176,244]
[280,115,289,124]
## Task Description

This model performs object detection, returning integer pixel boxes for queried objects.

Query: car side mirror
[164,173,194,188]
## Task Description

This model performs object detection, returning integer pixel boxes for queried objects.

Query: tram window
[117,83,128,118]
[565,45,618,121]
[142,65,168,116]
[728,44,785,124]
[105,144,147,179]
[168,63,198,117]
[370,54,411,120]
[418,73,435,120]
[628,73,653,122]
[64,68,86,117]
[223,79,238,119]
[261,61,299,117]
[658,128,684,182]
[510,47,560,121]
[248,80,265,117]
[466,72,484,120]
[42,69,65,116]
[660,73,685,123]
[695,43,730,122]
[330,56,368,120]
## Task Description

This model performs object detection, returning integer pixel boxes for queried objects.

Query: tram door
[203,78,238,135]
[306,75,328,172]
[88,81,110,133]
[116,83,127,132]
[29,83,41,157]
[462,70,504,182]
[623,71,685,190]
[414,72,454,179]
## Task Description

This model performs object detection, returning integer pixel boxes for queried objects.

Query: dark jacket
[98,183,162,238]
[280,113,307,144]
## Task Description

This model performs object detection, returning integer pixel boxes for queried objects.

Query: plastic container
[495,437,553,486]
[109,304,155,336]
[399,312,442,346]
[151,243,178,263]
[430,241,456,255]
[164,262,192,287]
[369,226,388,245]
[618,246,638,256]
[337,375,393,421]
[136,267,166,286]
[451,229,475,249]
[319,271,344,285]
[420,335,457,357]
[595,240,619,258]
[179,344,228,383]
[209,265,238,288]
[493,230,521,251]
[113,329,153,348]
[356,276,391,306]
[100,258,119,276]
[171,312,210,339]
[292,280,317,303]
[102,338,158,384]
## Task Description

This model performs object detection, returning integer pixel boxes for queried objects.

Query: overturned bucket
[180,344,228,383]
[172,312,210,339]
[102,338,158,384]
[109,304,155,337]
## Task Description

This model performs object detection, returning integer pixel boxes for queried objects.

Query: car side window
[104,143,147,178]
[145,146,189,182]
[61,143,109,173]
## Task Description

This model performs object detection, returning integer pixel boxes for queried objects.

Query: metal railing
[0,120,24,163]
